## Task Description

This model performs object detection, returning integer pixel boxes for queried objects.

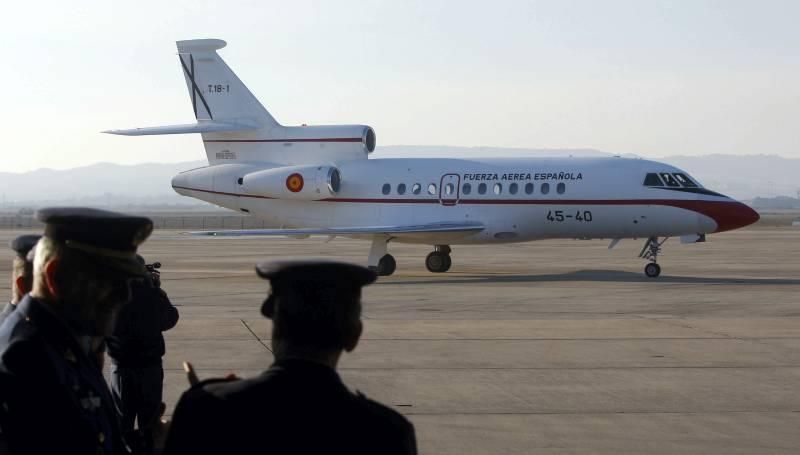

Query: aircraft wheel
[377,254,396,276]
[442,254,452,272]
[644,263,661,278]
[425,251,450,273]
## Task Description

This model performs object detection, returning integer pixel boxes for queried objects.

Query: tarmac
[1,225,799,454]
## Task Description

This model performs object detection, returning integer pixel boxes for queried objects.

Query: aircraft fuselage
[171,156,758,245]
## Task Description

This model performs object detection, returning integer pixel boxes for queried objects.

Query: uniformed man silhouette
[0,208,153,455]
[0,235,41,327]
[164,259,417,455]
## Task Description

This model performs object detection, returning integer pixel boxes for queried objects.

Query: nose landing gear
[644,262,661,278]
[425,245,452,273]
[639,237,667,278]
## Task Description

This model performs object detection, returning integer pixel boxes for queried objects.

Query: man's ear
[14,276,27,299]
[343,320,362,353]
[43,259,60,299]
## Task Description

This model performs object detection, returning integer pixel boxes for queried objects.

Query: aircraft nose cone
[713,201,760,233]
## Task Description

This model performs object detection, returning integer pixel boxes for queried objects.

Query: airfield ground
[1,224,798,453]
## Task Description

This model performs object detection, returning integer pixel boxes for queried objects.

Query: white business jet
[106,39,759,278]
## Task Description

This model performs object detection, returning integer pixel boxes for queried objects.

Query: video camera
[145,261,162,288]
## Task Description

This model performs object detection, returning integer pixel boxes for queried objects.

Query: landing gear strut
[638,236,667,278]
[425,245,452,273]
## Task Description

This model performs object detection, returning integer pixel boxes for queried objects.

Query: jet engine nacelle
[241,165,342,200]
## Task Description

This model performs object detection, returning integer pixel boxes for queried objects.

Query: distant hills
[0,161,206,209]
[655,154,799,201]
[0,147,797,209]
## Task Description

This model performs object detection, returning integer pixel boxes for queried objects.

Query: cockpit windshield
[643,173,663,186]
[644,172,700,188]
[672,173,698,187]
[659,173,680,187]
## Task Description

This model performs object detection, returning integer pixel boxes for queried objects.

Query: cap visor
[95,256,148,277]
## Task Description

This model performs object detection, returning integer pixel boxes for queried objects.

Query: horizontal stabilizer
[102,121,258,136]
[187,222,485,239]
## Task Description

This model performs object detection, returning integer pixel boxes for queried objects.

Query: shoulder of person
[0,323,43,372]
[351,390,415,433]
[171,377,237,426]
[0,336,56,392]
[182,376,244,401]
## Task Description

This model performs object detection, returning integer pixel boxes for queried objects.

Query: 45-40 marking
[546,210,593,222]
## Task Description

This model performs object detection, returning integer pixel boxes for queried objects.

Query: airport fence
[0,215,270,230]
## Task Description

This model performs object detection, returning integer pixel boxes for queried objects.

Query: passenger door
[439,174,460,206]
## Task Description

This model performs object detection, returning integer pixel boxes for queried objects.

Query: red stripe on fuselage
[203,138,362,143]
[172,186,758,233]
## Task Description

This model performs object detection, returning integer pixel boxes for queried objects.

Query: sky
[1,0,798,172]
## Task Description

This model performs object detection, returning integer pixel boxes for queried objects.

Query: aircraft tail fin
[175,39,279,128]
[106,39,375,165]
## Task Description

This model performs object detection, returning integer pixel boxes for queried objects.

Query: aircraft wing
[187,221,485,240]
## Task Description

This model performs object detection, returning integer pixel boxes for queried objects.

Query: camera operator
[106,256,178,454]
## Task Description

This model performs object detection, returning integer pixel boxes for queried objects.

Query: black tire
[377,254,396,276]
[644,263,661,278]
[442,254,452,272]
[425,251,448,273]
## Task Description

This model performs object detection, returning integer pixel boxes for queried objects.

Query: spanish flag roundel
[286,173,304,192]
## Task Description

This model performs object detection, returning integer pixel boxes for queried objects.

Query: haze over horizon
[3,148,800,174]
[0,149,797,205]
[1,0,797,173]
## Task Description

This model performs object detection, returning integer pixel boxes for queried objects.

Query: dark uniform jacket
[0,302,15,328]
[0,296,129,455]
[106,281,178,367]
[164,358,417,455]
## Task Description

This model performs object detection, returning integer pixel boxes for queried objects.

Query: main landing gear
[425,245,452,273]
[376,254,396,276]
[368,237,397,276]
[367,238,454,276]
[638,236,668,278]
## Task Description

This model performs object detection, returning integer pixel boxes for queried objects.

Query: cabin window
[237,177,243,185]
[412,183,422,195]
[397,183,407,195]
[493,183,502,195]
[541,183,550,195]
[509,183,518,195]
[462,183,472,195]
[382,183,391,195]
[478,183,487,195]
[525,183,534,194]
[556,182,566,194]
[659,173,680,187]
[673,173,698,188]
[643,173,663,186]
[427,183,437,195]
[445,183,455,195]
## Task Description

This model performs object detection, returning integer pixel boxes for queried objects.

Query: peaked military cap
[256,259,377,317]
[36,207,153,276]
[9,234,41,259]
[256,259,377,286]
